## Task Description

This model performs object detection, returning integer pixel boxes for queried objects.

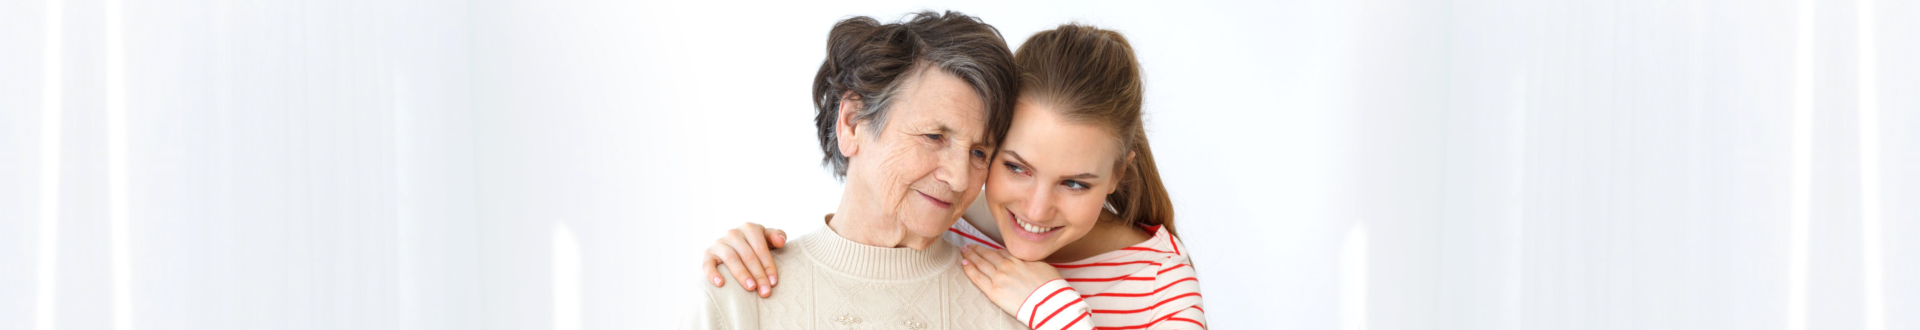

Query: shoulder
[1148,232,1204,307]
[692,265,761,330]
[1148,230,1198,279]
[689,232,825,330]
[935,266,1029,329]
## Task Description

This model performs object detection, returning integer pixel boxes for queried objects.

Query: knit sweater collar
[802,216,958,281]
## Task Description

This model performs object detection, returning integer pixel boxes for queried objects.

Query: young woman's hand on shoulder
[959,244,1064,315]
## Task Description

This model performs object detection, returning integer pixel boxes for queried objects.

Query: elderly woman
[691,11,1027,330]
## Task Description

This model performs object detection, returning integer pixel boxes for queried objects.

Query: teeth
[1017,218,1055,234]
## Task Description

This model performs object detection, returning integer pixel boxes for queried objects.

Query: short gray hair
[811,11,1019,180]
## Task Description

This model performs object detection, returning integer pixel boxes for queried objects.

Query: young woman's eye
[1002,162,1026,175]
[1062,180,1089,190]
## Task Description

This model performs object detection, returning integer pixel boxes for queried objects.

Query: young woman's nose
[1024,183,1054,222]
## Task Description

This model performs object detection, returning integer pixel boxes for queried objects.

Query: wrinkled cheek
[871,147,917,217]
[968,167,990,190]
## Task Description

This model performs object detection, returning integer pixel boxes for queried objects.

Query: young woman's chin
[993,240,1046,261]
[988,213,1055,261]
[1002,243,1055,262]
[997,223,1059,261]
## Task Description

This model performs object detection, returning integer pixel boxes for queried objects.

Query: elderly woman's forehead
[900,104,987,135]
[895,73,989,130]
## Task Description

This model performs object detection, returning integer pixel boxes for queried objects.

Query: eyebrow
[1001,150,1100,180]
[1064,172,1101,180]
[931,122,986,147]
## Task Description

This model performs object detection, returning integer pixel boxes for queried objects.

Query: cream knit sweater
[691,225,1025,330]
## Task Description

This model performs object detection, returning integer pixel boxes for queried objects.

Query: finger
[722,230,772,297]
[766,228,788,249]
[995,247,1032,262]
[960,259,994,290]
[702,252,725,287]
[974,245,1015,270]
[962,245,1000,276]
[738,224,779,288]
[988,248,1033,276]
[709,244,757,291]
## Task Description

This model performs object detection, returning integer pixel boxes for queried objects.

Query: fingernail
[770,275,778,286]
[712,277,722,286]
[759,286,770,297]
[962,258,970,265]
[744,279,755,290]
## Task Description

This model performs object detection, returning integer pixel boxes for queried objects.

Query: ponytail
[1110,127,1176,237]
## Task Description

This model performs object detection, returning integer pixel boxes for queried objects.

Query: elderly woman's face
[848,67,994,242]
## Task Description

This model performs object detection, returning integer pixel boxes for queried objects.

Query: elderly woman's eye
[924,134,944,141]
[970,149,987,159]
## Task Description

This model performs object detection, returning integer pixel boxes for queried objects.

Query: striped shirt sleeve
[1019,266,1208,330]
[1086,260,1205,330]
[1017,279,1094,330]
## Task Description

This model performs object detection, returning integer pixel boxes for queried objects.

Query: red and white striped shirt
[945,221,1206,330]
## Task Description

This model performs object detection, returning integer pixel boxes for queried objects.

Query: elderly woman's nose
[936,147,974,190]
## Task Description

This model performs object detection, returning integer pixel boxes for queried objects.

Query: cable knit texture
[692,225,1025,330]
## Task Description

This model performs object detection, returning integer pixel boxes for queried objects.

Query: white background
[1,0,1917,329]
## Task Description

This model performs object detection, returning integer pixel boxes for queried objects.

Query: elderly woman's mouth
[916,191,953,208]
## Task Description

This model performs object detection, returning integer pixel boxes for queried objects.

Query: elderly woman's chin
[904,198,962,234]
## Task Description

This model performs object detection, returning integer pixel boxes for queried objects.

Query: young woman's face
[984,99,1127,261]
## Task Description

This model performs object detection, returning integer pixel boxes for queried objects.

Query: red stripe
[1094,312,1180,330]
[1168,317,1205,329]
[1053,260,1159,269]
[1034,298,1082,329]
[1030,286,1074,327]
[1084,277,1198,298]
[1091,292,1203,314]
[1060,312,1090,330]
[1191,306,1204,313]
[1158,263,1190,275]
[1170,239,1180,255]
[947,228,1004,249]
[1120,246,1173,254]
[1065,275,1155,282]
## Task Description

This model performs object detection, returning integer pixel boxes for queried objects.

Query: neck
[829,181,938,250]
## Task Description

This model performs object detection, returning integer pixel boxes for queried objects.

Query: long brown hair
[1013,24,1177,237]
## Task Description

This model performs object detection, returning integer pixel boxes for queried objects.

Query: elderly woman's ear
[835,91,866,158]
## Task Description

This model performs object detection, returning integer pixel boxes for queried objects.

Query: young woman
[702,24,1205,330]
